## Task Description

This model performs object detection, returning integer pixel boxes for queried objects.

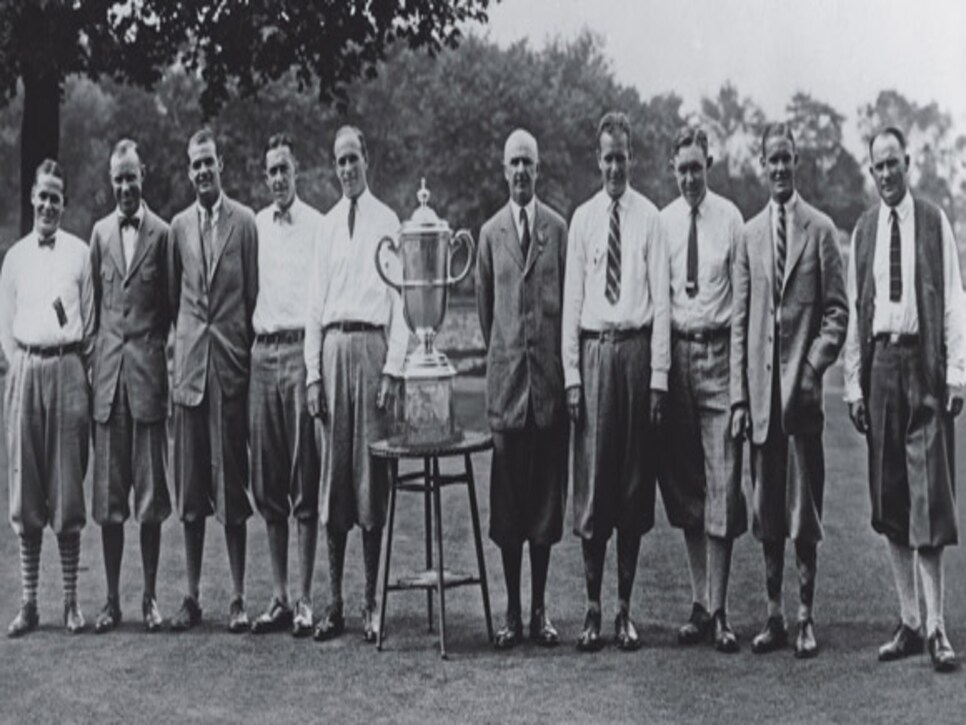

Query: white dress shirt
[0,229,95,364]
[304,188,409,383]
[562,186,671,390]
[117,203,144,272]
[662,190,743,332]
[844,192,966,401]
[509,197,536,250]
[253,196,324,334]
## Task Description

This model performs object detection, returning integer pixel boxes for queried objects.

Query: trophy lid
[400,179,451,236]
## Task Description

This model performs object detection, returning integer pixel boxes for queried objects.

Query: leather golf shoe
[614,609,642,652]
[361,605,379,643]
[794,617,818,659]
[313,604,345,642]
[712,609,739,654]
[250,597,294,635]
[927,629,960,673]
[292,598,314,638]
[94,597,122,634]
[7,601,39,638]
[64,600,86,634]
[751,615,788,654]
[142,596,164,632]
[494,610,523,650]
[678,602,712,645]
[170,596,202,631]
[576,608,604,652]
[878,622,924,662]
[529,607,559,647]
[227,596,249,634]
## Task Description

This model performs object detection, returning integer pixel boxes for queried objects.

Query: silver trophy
[376,180,475,446]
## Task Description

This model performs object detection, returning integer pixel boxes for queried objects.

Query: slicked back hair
[671,126,710,160]
[596,111,632,155]
[187,127,217,156]
[334,125,368,161]
[34,158,66,197]
[868,126,907,159]
[760,122,796,156]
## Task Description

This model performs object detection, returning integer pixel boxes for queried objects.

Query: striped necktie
[774,203,786,306]
[520,207,531,261]
[889,209,902,301]
[605,199,621,305]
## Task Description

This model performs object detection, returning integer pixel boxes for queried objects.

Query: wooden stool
[369,430,494,658]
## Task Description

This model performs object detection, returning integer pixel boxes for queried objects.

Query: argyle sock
[326,528,348,610]
[616,531,641,610]
[794,540,817,622]
[57,532,81,604]
[20,532,42,606]
[918,547,945,634]
[362,528,382,610]
[529,544,550,614]
[581,539,605,609]
[708,535,733,615]
[886,539,920,630]
[684,528,709,611]
[763,539,785,619]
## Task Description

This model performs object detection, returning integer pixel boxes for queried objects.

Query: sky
[483,0,966,156]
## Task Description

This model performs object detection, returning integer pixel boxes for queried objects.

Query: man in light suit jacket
[477,129,568,650]
[730,123,847,659]
[168,128,259,633]
[89,139,173,633]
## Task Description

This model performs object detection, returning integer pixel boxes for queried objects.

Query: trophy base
[394,373,462,448]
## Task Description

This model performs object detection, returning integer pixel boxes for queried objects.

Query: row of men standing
[1,125,404,643]
[475,113,963,672]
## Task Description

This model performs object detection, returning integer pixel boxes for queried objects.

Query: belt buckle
[692,331,707,343]
[888,333,901,345]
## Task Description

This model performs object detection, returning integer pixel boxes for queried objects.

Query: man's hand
[566,385,582,424]
[376,374,398,412]
[799,361,820,400]
[730,404,750,441]
[848,400,869,434]
[945,386,964,418]
[649,389,666,428]
[307,381,327,423]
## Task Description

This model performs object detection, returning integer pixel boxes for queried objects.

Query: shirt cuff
[564,368,582,389]
[946,364,966,391]
[650,370,668,392]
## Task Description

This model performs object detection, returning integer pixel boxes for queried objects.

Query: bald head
[503,129,539,206]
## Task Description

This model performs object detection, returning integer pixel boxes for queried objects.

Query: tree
[0,0,493,234]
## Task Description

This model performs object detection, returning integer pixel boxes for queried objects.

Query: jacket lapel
[523,200,549,278]
[753,209,774,290]
[209,200,236,282]
[783,202,811,285]
[500,203,525,271]
[124,208,156,282]
[108,219,127,278]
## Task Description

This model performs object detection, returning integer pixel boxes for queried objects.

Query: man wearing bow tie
[168,128,259,633]
[248,134,324,637]
[88,139,173,634]
[1,159,95,636]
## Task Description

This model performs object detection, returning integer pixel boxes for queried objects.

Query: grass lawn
[1,368,965,724]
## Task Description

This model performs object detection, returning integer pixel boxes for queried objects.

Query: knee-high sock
[581,539,605,610]
[616,531,641,610]
[184,519,205,602]
[20,532,42,605]
[886,539,920,630]
[297,519,319,603]
[794,540,817,622]
[224,522,247,600]
[683,528,709,610]
[140,523,161,601]
[101,524,124,601]
[708,535,733,614]
[266,520,290,604]
[500,543,523,616]
[529,544,551,614]
[918,547,945,634]
[57,532,81,604]
[362,528,382,610]
[763,539,785,619]
[326,528,348,610]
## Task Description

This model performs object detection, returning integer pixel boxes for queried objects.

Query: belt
[19,342,82,358]
[255,329,304,345]
[873,333,919,348]
[672,327,729,343]
[323,321,384,334]
[580,325,650,342]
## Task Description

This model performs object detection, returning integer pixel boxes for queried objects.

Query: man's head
[186,127,223,209]
[670,126,712,208]
[265,133,297,210]
[31,158,66,239]
[759,122,798,204]
[503,128,539,207]
[333,125,368,200]
[868,127,910,208]
[597,111,632,200]
[110,139,144,219]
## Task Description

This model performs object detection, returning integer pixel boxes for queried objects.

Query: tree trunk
[20,70,61,236]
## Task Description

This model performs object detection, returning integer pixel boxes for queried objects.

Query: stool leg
[423,456,434,632]
[377,459,398,651]
[432,456,448,659]
[465,452,494,642]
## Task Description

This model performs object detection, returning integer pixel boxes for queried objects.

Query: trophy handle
[447,229,476,285]
[375,236,402,292]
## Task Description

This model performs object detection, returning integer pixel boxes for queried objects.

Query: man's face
[265,145,297,209]
[187,139,223,207]
[761,135,797,204]
[334,132,368,200]
[598,130,631,200]
[111,152,143,218]
[503,135,538,207]
[672,143,709,208]
[869,133,909,207]
[31,172,65,238]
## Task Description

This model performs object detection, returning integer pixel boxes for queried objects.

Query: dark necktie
[605,200,621,305]
[201,208,214,281]
[520,208,531,261]
[120,216,140,232]
[37,234,55,249]
[348,197,357,239]
[273,207,292,225]
[686,205,699,297]
[889,209,902,302]
[774,203,786,306]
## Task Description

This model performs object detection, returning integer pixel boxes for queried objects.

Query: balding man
[845,127,965,672]
[477,129,569,649]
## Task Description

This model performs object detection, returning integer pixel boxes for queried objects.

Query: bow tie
[273,208,292,225]
[37,234,56,249]
[120,216,140,231]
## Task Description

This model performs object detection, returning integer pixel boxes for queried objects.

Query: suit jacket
[168,194,258,406]
[90,205,172,424]
[730,196,847,444]
[476,198,568,431]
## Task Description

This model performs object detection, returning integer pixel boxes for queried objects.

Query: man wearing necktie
[476,129,569,650]
[844,127,965,672]
[304,125,408,644]
[168,128,259,633]
[658,127,746,653]
[562,111,670,652]
[730,123,847,659]
[88,139,173,634]
[1,159,95,636]
[248,133,324,637]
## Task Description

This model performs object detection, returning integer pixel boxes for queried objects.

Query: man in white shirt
[304,125,408,643]
[844,127,965,672]
[1,159,94,636]
[659,127,746,653]
[562,111,670,652]
[249,133,324,637]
